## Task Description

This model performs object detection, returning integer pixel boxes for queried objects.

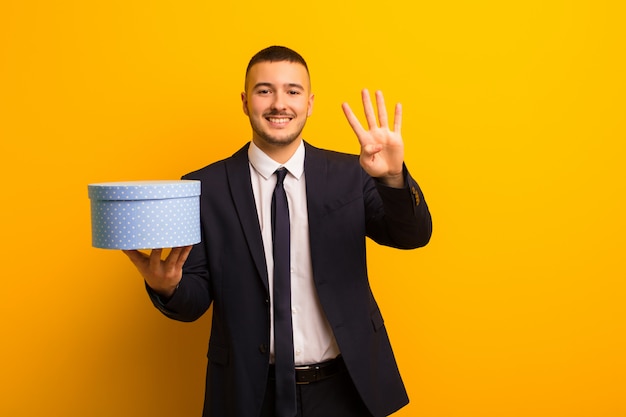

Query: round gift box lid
[88,180,200,201]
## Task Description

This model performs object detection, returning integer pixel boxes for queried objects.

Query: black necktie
[271,168,296,417]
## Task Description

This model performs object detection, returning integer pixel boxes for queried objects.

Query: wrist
[149,281,179,300]
[378,172,405,188]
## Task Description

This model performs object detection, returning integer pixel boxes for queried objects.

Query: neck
[252,138,302,164]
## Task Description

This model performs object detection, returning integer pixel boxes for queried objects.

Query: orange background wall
[1,1,625,416]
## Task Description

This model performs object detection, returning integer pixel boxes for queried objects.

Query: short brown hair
[245,46,309,78]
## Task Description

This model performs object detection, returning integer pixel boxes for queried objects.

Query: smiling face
[242,60,314,159]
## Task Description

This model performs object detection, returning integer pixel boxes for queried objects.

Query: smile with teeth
[266,116,292,125]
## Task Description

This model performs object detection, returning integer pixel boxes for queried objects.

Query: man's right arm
[124,245,212,322]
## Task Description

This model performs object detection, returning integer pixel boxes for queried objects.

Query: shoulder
[305,141,356,160]
[304,141,367,182]
[303,142,373,196]
[304,141,361,168]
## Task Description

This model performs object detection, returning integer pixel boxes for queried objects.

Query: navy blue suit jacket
[149,141,432,417]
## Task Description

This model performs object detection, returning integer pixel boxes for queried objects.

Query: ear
[307,94,315,117]
[241,92,249,116]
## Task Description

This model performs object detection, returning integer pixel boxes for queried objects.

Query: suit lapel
[303,143,329,260]
[225,144,269,293]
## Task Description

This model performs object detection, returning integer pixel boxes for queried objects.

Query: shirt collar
[248,140,305,180]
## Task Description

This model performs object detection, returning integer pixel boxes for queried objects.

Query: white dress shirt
[248,140,340,366]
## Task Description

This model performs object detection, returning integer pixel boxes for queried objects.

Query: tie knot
[275,168,288,185]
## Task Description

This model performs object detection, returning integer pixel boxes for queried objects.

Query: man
[124,46,432,417]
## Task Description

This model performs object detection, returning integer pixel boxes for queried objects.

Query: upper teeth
[269,118,289,124]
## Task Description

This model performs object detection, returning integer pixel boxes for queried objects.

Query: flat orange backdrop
[1,1,625,416]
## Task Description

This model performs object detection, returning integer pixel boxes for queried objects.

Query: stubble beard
[250,115,307,148]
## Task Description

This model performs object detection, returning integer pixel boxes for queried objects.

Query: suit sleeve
[145,241,212,322]
[364,164,432,249]
[144,176,213,322]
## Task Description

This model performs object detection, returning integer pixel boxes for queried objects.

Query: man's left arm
[343,89,432,248]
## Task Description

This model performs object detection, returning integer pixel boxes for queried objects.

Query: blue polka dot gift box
[88,180,201,249]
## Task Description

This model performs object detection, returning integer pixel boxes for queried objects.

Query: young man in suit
[124,45,432,417]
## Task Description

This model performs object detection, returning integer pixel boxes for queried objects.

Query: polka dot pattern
[88,180,201,249]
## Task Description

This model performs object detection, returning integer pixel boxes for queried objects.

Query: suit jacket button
[259,344,268,354]
[411,187,420,205]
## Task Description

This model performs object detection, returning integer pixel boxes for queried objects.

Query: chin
[257,132,301,147]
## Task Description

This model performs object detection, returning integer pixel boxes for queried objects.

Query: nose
[271,92,287,111]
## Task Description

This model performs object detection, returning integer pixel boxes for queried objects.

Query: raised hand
[342,89,405,188]
[123,246,192,298]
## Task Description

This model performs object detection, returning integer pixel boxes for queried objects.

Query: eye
[287,90,301,95]
[256,89,271,95]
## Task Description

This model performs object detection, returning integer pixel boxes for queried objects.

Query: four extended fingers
[341,102,366,139]
[373,90,388,129]
[343,89,401,136]
[393,102,402,134]
[362,89,378,130]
